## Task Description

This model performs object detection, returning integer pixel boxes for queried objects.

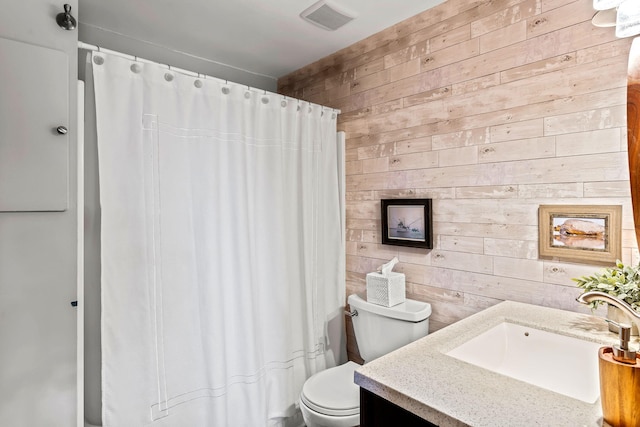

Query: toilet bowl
[299,361,360,427]
[299,293,432,427]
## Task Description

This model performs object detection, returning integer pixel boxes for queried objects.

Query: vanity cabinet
[360,388,436,427]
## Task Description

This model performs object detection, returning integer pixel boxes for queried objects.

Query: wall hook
[56,4,77,31]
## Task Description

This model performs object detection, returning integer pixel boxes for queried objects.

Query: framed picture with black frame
[381,199,433,249]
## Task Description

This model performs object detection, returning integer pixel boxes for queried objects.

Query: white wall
[79,24,277,91]
[80,56,102,426]
[0,0,79,425]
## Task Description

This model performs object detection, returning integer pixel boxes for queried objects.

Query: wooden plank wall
[278,0,637,363]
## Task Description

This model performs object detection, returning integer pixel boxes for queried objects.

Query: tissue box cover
[366,271,406,307]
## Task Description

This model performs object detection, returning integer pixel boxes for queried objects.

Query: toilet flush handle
[345,309,358,317]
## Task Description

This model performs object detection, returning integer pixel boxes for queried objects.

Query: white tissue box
[366,271,406,307]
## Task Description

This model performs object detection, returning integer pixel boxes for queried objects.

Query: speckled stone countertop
[354,300,636,427]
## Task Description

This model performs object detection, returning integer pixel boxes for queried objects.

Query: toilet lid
[300,361,360,417]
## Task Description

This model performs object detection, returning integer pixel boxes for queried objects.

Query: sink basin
[446,322,603,403]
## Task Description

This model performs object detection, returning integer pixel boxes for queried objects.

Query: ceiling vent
[300,1,356,31]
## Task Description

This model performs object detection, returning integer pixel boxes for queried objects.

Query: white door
[0,1,79,425]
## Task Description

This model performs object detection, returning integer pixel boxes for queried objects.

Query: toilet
[299,293,432,427]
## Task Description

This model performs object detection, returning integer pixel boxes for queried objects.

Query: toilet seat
[300,361,360,417]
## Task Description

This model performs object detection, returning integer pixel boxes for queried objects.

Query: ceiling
[78,0,444,79]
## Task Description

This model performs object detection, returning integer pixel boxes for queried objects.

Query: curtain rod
[77,41,341,114]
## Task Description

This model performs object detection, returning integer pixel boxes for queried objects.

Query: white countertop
[354,300,633,427]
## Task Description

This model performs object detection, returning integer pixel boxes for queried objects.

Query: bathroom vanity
[355,301,626,427]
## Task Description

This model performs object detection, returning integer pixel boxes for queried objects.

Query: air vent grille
[300,1,355,31]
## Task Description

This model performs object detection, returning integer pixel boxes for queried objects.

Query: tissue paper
[379,257,399,276]
[367,257,405,307]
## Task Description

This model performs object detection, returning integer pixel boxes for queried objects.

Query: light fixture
[616,0,640,38]
[592,8,617,27]
[591,0,640,38]
[593,0,622,11]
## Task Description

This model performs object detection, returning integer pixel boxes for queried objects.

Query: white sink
[446,322,603,403]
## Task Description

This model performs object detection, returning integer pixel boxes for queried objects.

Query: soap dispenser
[598,321,640,427]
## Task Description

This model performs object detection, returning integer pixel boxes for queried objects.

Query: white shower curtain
[91,52,344,426]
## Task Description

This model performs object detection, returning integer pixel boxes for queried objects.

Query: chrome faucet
[577,291,640,332]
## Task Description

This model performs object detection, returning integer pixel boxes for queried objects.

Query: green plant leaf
[573,261,640,313]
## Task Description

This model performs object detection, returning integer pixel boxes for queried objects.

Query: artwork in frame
[538,205,622,265]
[381,199,433,249]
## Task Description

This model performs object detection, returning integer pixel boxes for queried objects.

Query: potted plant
[573,260,640,335]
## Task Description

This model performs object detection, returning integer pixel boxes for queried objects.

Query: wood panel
[278,0,637,363]
[628,38,640,250]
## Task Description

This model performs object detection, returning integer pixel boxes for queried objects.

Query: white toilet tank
[348,293,431,362]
